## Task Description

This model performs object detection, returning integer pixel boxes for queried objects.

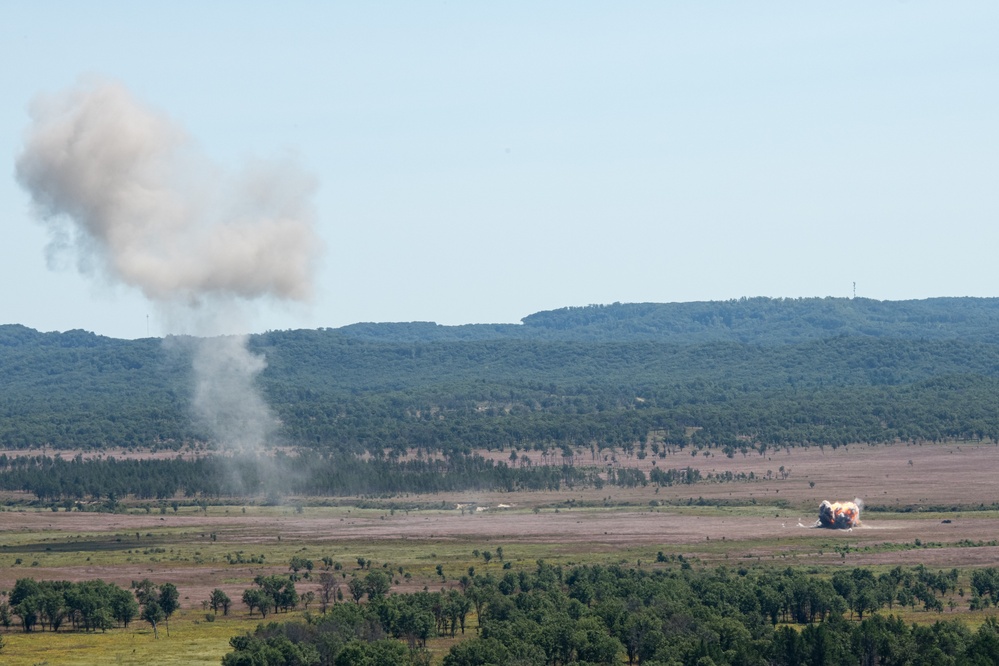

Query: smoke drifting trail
[15,78,321,457]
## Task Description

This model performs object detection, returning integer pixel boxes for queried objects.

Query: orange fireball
[817,500,861,529]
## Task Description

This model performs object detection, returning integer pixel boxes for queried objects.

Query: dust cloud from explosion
[15,78,322,459]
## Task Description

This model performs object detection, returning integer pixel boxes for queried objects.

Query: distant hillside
[2,297,999,451]
[340,297,999,343]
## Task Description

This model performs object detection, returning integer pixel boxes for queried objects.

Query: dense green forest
[219,562,999,665]
[3,298,999,457]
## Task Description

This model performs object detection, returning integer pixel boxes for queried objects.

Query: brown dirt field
[2,507,998,611]
[3,440,999,612]
[472,439,999,508]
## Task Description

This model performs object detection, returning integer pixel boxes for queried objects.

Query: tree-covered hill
[340,297,999,343]
[3,297,999,451]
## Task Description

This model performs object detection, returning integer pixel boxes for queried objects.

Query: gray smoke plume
[15,78,320,303]
[15,78,321,456]
[191,334,275,452]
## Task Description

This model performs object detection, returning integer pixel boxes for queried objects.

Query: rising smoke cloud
[15,78,322,456]
[15,78,320,304]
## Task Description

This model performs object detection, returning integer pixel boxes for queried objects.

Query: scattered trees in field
[288,556,313,578]
[221,563,999,666]
[240,575,298,618]
[5,562,999,663]
[132,579,177,638]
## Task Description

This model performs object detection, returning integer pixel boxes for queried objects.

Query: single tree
[210,589,232,616]
[365,571,391,601]
[141,600,165,639]
[158,583,179,635]
[348,577,366,605]
[318,572,339,613]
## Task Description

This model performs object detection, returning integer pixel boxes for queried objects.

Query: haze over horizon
[3,3,997,339]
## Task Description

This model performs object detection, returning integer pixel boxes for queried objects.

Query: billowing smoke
[816,499,863,529]
[15,78,320,304]
[15,78,321,459]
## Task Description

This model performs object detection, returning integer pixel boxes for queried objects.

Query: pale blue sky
[3,2,998,339]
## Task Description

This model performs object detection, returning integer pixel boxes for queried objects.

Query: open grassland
[2,440,999,663]
[0,609,248,666]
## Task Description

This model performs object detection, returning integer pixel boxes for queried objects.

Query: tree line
[0,452,608,500]
[221,561,999,665]
[0,451,715,501]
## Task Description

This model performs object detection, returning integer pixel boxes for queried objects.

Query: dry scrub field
[1,440,998,664]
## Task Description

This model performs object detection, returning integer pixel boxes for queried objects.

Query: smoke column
[190,334,275,451]
[15,78,322,456]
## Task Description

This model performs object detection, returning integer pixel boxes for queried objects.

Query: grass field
[1,610,244,666]
[2,440,998,663]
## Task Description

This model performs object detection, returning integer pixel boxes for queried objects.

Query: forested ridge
[340,297,999,344]
[3,298,999,455]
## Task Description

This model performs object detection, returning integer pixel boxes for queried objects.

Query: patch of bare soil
[0,511,217,533]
